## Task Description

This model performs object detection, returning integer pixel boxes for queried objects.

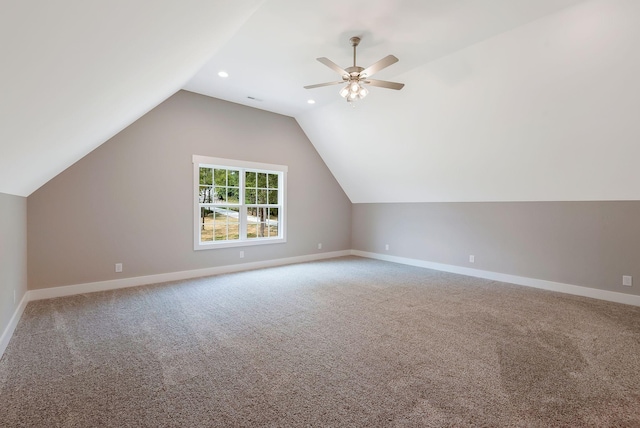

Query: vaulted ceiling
[3,0,639,202]
[0,0,264,197]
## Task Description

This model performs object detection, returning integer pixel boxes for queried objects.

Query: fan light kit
[304,36,404,103]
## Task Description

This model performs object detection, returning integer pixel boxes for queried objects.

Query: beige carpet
[1,256,639,427]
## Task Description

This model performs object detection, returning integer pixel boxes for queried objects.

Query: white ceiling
[3,0,640,202]
[298,0,640,202]
[0,0,264,197]
[184,0,586,117]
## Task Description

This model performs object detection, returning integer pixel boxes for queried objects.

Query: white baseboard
[351,250,640,307]
[1,250,350,358]
[0,250,351,358]
[4,248,639,359]
[0,291,29,358]
[28,250,352,301]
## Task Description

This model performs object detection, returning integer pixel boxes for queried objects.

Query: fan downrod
[347,36,363,74]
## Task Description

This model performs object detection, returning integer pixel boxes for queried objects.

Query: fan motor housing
[345,66,364,78]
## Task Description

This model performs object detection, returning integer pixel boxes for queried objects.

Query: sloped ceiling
[296,0,640,202]
[4,0,640,203]
[184,0,585,117]
[0,0,263,197]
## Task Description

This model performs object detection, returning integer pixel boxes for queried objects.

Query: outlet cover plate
[623,275,632,286]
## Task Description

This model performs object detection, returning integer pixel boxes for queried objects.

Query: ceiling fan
[304,36,405,102]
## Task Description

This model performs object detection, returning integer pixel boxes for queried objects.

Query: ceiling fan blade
[304,81,344,89]
[317,57,349,76]
[364,79,405,90]
[360,55,399,77]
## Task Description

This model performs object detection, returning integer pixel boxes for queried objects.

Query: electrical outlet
[469,255,475,263]
[240,251,245,259]
[385,244,389,251]
[623,275,632,287]
[317,243,322,250]
[115,263,123,273]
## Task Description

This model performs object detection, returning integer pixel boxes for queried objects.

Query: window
[193,155,287,250]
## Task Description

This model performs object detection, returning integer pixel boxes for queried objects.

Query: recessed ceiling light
[218,71,229,78]
[307,99,316,104]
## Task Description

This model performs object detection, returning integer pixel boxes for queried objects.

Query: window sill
[194,237,286,251]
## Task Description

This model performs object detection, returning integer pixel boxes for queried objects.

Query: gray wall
[352,202,640,296]
[27,91,352,289]
[0,193,28,335]
[24,89,639,300]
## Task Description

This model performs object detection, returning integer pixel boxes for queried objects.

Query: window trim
[193,155,288,251]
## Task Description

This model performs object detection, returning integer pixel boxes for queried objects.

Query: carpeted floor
[1,256,639,427]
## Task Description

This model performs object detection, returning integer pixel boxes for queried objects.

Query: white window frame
[193,155,287,250]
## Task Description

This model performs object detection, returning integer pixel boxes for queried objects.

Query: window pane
[246,207,267,238]
[213,207,240,241]
[226,207,240,240]
[245,171,256,187]
[259,207,268,220]
[214,168,227,186]
[245,188,256,204]
[200,206,213,220]
[247,208,258,238]
[251,207,267,238]
[267,189,278,205]
[268,223,278,237]
[257,189,267,204]
[268,208,279,237]
[199,186,213,203]
[268,208,279,221]
[213,210,226,240]
[201,223,213,242]
[257,172,267,188]
[227,187,239,204]
[200,167,212,185]
[228,170,239,186]
[200,207,214,242]
[214,187,226,203]
[268,173,278,189]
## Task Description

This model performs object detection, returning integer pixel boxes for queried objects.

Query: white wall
[297,0,640,203]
